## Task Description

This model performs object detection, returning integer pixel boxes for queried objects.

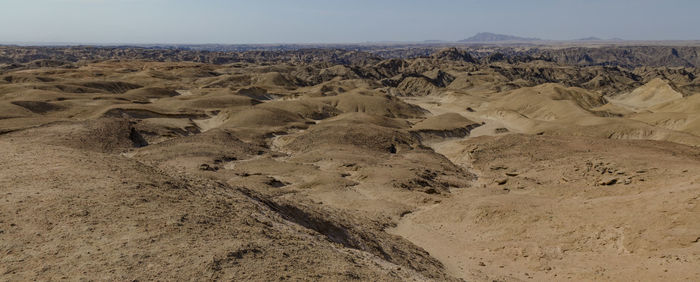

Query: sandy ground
[389,134,700,281]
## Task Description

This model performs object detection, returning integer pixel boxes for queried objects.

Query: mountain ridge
[459,32,541,42]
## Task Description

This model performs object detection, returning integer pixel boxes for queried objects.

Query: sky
[0,0,698,44]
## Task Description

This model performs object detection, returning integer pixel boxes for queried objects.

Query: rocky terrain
[1,45,699,281]
[2,44,699,68]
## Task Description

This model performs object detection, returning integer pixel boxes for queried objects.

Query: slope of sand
[611,78,683,110]
[0,138,432,281]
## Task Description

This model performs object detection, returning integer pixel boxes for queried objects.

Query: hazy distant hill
[459,32,541,42]
[576,37,603,41]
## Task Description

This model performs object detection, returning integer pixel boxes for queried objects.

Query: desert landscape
[0,43,699,281]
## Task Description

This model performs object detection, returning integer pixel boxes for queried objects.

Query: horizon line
[2,39,700,48]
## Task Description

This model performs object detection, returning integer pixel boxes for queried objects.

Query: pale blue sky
[0,0,698,44]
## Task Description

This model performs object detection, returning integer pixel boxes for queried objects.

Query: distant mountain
[459,32,541,43]
[576,37,603,41]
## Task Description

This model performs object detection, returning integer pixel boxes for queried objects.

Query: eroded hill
[1,46,699,281]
